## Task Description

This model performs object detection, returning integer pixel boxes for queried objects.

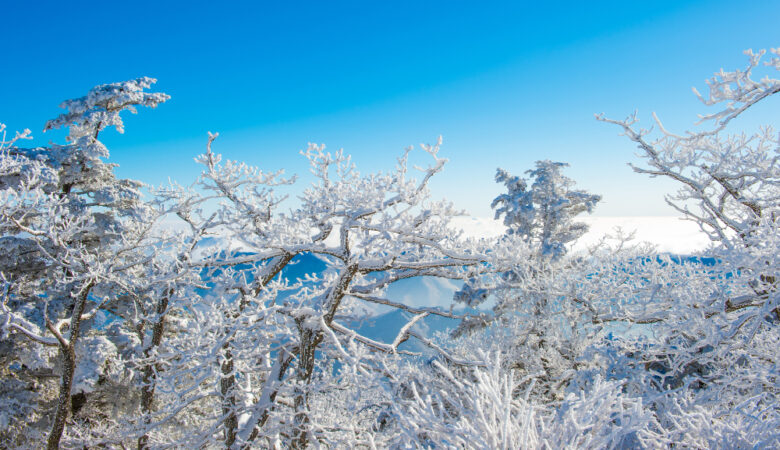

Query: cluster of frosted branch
[390,353,658,448]
[693,48,780,132]
[102,128,496,448]
[597,49,780,247]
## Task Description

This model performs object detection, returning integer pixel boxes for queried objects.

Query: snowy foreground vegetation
[1,49,778,449]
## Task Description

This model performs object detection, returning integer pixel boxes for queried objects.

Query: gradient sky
[2,0,778,217]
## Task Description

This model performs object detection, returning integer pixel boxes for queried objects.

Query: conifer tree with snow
[450,160,601,404]
[0,78,169,448]
[492,160,601,260]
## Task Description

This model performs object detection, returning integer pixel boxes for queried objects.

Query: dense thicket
[1,49,778,448]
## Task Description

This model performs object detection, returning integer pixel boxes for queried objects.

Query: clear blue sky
[2,0,778,216]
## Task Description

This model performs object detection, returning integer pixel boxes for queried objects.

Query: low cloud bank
[451,216,711,254]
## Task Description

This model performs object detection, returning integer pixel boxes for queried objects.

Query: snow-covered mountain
[188,215,711,347]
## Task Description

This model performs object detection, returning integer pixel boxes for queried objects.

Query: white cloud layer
[451,216,711,255]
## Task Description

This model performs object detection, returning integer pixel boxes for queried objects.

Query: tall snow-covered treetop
[42,77,169,209]
[44,76,169,141]
[492,160,601,258]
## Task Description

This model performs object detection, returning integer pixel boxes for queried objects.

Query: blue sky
[1,0,778,216]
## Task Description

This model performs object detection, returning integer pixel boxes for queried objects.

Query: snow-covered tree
[0,79,169,448]
[492,160,601,259]
[597,47,779,344]
[450,160,601,401]
[594,47,780,446]
[598,49,779,250]
[115,133,495,448]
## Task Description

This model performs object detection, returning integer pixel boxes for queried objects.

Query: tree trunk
[137,293,170,450]
[291,327,321,449]
[222,252,295,447]
[290,265,354,448]
[239,350,292,448]
[221,345,239,448]
[46,282,93,450]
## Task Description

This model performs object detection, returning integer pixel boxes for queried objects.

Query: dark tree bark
[137,292,170,450]
[46,282,93,450]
